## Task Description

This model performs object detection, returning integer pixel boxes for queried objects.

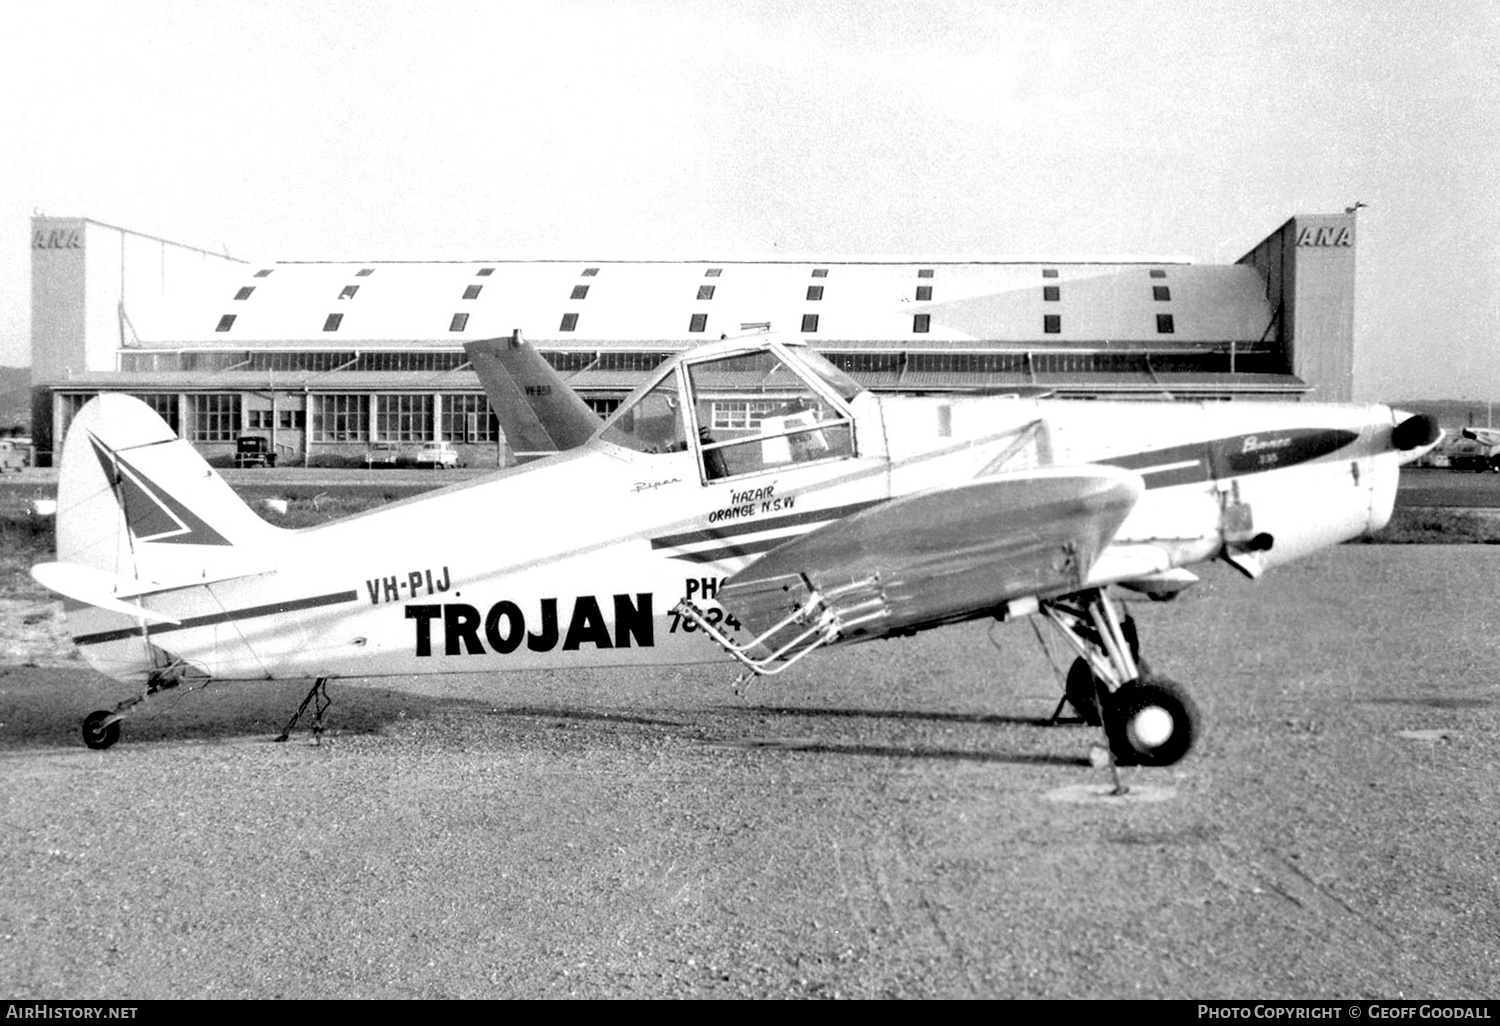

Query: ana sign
[33,227,84,250]
[1295,225,1352,247]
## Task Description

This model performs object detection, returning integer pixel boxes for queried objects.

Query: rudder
[54,394,284,589]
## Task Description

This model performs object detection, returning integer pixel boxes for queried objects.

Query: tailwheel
[1102,677,1199,767]
[81,710,121,750]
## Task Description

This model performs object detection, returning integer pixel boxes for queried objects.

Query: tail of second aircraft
[464,331,602,458]
[32,394,287,619]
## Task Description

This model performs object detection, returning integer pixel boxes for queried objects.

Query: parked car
[414,441,459,469]
[233,435,277,468]
[364,442,411,468]
[1449,451,1500,473]
[0,437,33,473]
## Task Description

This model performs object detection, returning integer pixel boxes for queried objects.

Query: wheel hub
[1129,705,1175,748]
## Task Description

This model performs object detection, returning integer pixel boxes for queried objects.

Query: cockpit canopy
[598,336,863,482]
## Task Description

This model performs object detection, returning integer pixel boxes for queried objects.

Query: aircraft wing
[464,333,601,456]
[715,466,1143,660]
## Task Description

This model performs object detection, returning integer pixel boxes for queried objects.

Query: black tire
[82,710,121,750]
[1102,677,1198,767]
[1064,657,1104,726]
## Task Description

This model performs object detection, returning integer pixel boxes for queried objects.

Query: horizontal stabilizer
[718,465,1144,658]
[465,332,601,455]
[31,562,181,624]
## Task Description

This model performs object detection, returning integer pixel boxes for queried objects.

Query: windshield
[786,345,862,401]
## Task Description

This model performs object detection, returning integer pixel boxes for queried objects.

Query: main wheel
[1102,677,1198,767]
[82,710,121,750]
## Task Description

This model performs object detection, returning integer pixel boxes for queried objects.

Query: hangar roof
[123,259,1275,349]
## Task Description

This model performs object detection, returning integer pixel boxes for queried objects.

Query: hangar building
[27,211,1357,468]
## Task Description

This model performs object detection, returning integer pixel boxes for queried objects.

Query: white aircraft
[32,332,1441,771]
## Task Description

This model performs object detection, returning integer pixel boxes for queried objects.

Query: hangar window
[189,394,240,443]
[801,314,820,333]
[908,352,1024,374]
[1044,314,1061,334]
[913,314,931,333]
[119,352,181,372]
[709,399,783,431]
[1157,314,1175,334]
[1042,268,1058,278]
[559,313,579,332]
[807,286,824,301]
[354,352,466,372]
[339,285,360,300]
[544,351,597,372]
[57,393,99,438]
[830,352,901,374]
[356,268,374,277]
[581,267,599,276]
[1150,269,1167,278]
[376,394,434,443]
[689,313,709,333]
[464,285,483,300]
[476,267,495,276]
[441,394,500,442]
[234,287,255,301]
[311,394,369,442]
[323,313,344,332]
[254,269,273,278]
[215,314,237,332]
[571,285,590,300]
[915,286,932,301]
[132,394,180,432]
[697,285,716,300]
[705,268,722,277]
[1153,286,1171,301]
[1043,286,1059,302]
[917,268,934,278]
[449,313,469,332]
[812,268,828,278]
[597,352,667,371]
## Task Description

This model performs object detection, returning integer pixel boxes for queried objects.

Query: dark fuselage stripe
[650,498,884,550]
[660,535,791,564]
[73,590,361,647]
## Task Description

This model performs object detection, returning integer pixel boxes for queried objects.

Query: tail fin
[464,331,601,458]
[46,394,284,594]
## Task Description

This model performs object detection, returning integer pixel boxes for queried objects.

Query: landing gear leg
[275,677,332,744]
[1039,589,1199,774]
[79,663,202,750]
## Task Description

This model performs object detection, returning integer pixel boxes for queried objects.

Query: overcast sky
[1,0,1495,400]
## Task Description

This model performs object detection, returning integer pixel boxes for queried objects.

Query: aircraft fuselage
[66,392,1405,687]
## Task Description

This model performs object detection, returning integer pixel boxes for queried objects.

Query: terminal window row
[248,409,306,431]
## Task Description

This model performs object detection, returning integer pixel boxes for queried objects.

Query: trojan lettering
[407,593,654,657]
